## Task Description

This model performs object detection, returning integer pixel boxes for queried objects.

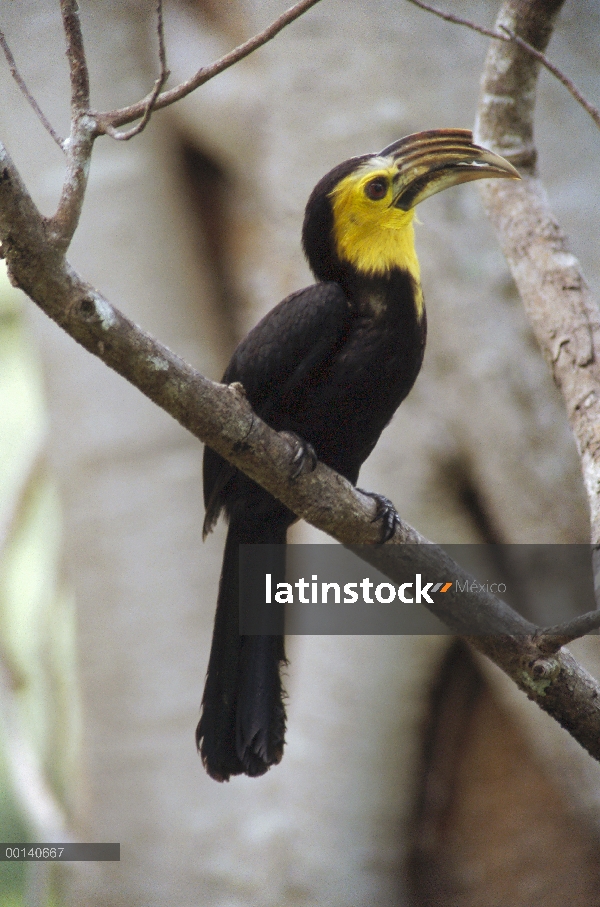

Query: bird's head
[302,129,519,286]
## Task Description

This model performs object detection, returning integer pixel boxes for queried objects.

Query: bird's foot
[358,489,400,543]
[280,431,318,480]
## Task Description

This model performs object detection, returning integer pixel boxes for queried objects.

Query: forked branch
[105,0,170,141]
[93,0,324,134]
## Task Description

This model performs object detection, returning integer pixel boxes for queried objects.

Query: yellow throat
[330,160,422,316]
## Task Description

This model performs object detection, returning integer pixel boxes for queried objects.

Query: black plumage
[197,130,519,781]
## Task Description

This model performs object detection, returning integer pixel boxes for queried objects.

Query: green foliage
[0,266,78,907]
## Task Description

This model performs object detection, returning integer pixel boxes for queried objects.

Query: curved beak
[380,129,520,211]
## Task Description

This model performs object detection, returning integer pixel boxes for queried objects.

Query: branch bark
[93,0,324,134]
[104,0,170,141]
[60,0,89,117]
[475,0,600,552]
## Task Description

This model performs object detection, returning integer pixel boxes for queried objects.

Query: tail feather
[197,511,288,781]
[236,634,287,773]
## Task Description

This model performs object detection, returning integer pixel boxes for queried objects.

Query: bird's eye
[365,178,388,200]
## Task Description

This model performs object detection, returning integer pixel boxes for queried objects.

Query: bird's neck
[332,210,423,319]
[335,209,419,275]
[346,266,425,324]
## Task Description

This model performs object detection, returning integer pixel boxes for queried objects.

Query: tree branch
[0,28,65,150]
[93,0,324,134]
[406,0,600,131]
[48,117,94,251]
[499,25,600,130]
[534,609,600,656]
[3,0,324,245]
[60,0,90,117]
[104,0,170,141]
[48,1,94,250]
[475,0,600,555]
[2,136,600,762]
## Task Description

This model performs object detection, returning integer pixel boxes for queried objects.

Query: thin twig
[106,0,170,141]
[94,0,323,134]
[500,26,600,130]
[533,609,600,655]
[406,0,600,132]
[157,0,167,71]
[0,29,65,150]
[406,0,501,39]
[60,0,90,116]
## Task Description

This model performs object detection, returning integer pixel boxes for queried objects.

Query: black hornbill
[198,129,519,781]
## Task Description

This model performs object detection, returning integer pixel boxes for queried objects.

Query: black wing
[203,281,350,533]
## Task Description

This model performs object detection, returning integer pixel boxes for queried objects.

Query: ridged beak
[380,129,520,211]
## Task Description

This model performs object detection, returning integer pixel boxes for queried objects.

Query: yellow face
[329,158,421,290]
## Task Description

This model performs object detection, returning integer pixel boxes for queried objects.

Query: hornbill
[198,129,519,781]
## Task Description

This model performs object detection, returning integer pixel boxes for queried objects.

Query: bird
[197,128,519,781]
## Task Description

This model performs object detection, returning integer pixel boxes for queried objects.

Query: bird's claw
[358,490,400,543]
[280,431,318,480]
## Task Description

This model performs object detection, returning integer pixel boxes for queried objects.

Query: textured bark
[475,0,600,544]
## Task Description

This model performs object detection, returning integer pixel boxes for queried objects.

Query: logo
[265,574,454,605]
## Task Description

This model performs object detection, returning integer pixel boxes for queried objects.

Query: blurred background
[1,1,600,904]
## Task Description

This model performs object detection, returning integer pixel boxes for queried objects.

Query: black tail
[197,509,288,781]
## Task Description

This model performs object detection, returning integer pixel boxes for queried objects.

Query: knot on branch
[78,297,95,320]
[521,652,561,696]
[530,656,561,681]
[73,294,116,331]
